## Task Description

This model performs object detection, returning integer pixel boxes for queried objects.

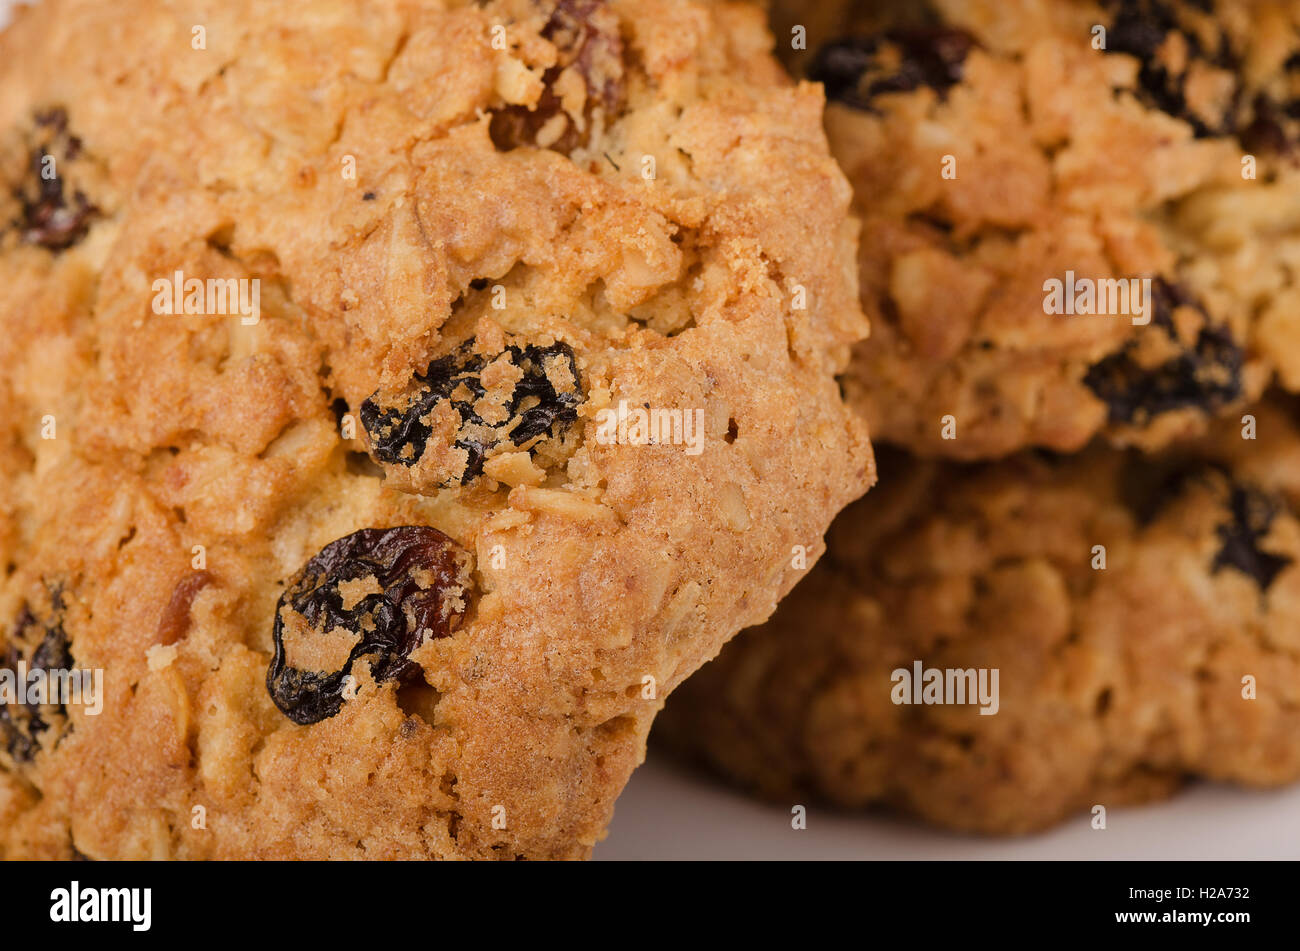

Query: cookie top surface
[658,400,1300,832]
[0,0,873,858]
[777,0,1300,457]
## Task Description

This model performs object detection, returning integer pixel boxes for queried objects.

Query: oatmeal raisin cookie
[0,0,872,858]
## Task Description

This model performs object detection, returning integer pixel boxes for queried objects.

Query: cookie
[774,0,1300,457]
[0,0,873,859]
[657,402,1300,834]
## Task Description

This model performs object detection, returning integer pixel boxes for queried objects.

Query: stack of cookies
[658,0,1300,834]
[3,0,1298,861]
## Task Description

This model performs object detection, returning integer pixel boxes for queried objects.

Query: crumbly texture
[0,0,873,858]
[775,0,1300,457]
[658,402,1300,835]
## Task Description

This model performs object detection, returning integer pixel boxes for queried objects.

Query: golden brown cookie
[658,402,1300,834]
[773,0,1300,457]
[0,0,873,858]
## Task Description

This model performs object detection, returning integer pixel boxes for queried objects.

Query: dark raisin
[489,0,625,152]
[810,29,975,113]
[266,526,473,725]
[0,590,74,768]
[1102,0,1240,138]
[1211,485,1293,590]
[360,340,582,486]
[10,107,99,250]
[1128,466,1296,589]
[1082,277,1243,425]
[1213,486,1293,586]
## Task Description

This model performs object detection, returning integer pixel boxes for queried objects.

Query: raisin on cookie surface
[0,0,873,858]
[774,0,1300,457]
[658,402,1300,834]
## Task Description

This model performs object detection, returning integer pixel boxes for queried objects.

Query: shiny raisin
[267,526,473,725]
[360,340,582,486]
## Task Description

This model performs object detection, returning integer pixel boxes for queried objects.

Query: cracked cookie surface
[658,402,1300,834]
[0,0,873,858]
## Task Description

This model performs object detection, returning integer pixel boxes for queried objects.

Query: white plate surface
[595,752,1300,860]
